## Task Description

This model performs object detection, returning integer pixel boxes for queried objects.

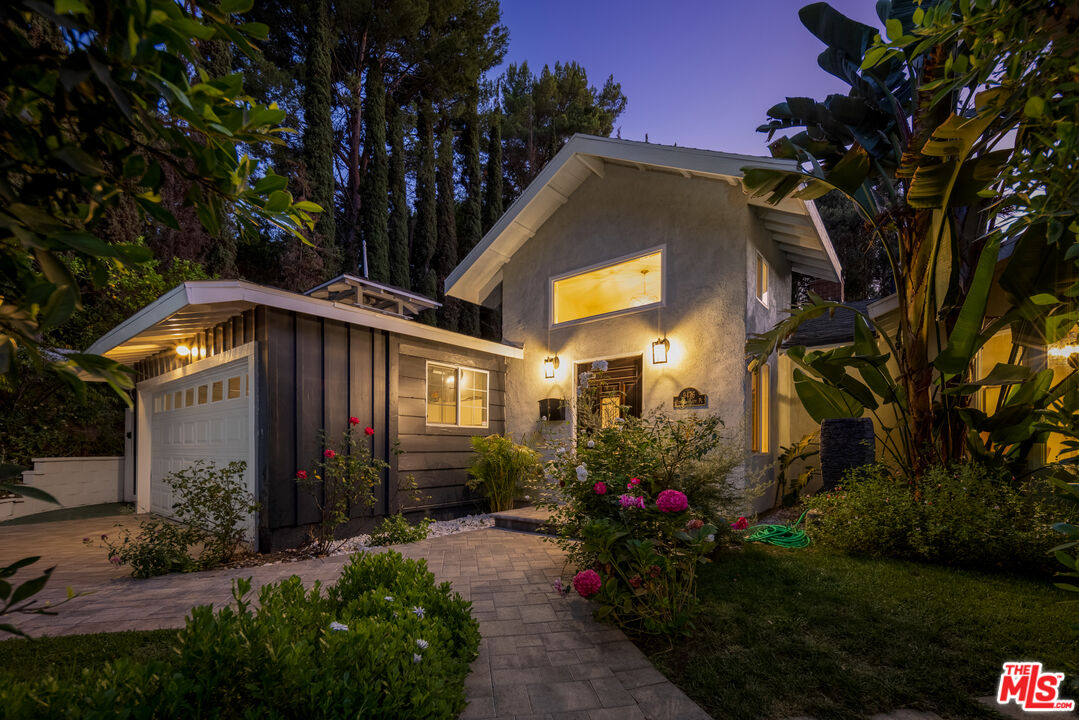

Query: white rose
[586,440,595,448]
[575,464,588,482]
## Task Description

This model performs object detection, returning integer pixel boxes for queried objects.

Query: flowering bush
[297,421,389,554]
[807,462,1068,572]
[542,381,740,635]
[0,551,479,719]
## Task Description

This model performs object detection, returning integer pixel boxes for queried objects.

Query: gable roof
[445,134,842,305]
[86,280,524,367]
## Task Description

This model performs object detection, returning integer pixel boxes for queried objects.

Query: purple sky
[492,0,883,156]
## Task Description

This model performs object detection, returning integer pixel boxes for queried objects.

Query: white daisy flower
[416,639,429,650]
[412,606,425,619]
[329,621,349,632]
[413,653,423,664]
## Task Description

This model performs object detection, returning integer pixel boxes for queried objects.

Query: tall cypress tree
[301,0,337,275]
[411,100,438,325]
[482,112,503,233]
[387,99,411,290]
[360,64,389,282]
[434,124,460,332]
[457,99,482,336]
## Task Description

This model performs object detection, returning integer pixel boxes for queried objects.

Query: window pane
[427,365,457,424]
[756,255,769,301]
[185,388,195,407]
[759,369,770,453]
[212,380,223,402]
[198,385,208,404]
[227,376,242,399]
[174,391,183,409]
[164,393,172,411]
[459,369,488,427]
[552,251,662,324]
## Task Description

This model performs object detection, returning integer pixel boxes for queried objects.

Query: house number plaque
[673,387,708,409]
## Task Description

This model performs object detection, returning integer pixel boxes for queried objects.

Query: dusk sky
[493,0,884,156]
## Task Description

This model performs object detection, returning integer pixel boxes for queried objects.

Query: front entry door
[576,355,643,429]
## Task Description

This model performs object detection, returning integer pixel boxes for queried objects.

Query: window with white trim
[551,249,663,326]
[751,366,770,453]
[755,253,770,306]
[426,362,489,427]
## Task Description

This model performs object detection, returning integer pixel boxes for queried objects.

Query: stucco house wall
[500,163,755,456]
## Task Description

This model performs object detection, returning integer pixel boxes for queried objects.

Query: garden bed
[638,544,1077,720]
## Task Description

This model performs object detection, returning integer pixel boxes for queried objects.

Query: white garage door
[148,359,254,534]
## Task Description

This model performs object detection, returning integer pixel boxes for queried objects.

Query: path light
[175,344,190,357]
[543,355,560,379]
[652,337,669,364]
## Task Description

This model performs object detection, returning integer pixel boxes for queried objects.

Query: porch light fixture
[175,344,191,357]
[543,355,560,379]
[651,337,670,364]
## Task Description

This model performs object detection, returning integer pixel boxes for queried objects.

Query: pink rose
[628,477,640,488]
[364,426,375,436]
[593,482,607,495]
[349,416,360,426]
[730,516,749,530]
[655,489,689,513]
[324,449,336,459]
[296,470,308,480]
[572,569,602,598]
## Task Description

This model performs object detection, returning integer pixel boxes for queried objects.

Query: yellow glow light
[176,345,190,357]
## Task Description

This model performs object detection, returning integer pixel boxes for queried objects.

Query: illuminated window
[212,380,223,402]
[976,329,1014,416]
[751,367,770,453]
[551,249,663,325]
[197,385,208,405]
[426,363,489,428]
[174,391,183,409]
[756,253,769,305]
[227,376,242,399]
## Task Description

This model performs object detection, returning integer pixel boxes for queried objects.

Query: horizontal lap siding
[396,340,507,513]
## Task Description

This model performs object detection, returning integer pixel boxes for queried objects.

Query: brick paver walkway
[2,515,710,720]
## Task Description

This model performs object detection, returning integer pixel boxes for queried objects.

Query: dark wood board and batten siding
[397,340,507,512]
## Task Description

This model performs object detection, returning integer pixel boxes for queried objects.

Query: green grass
[642,545,1078,720]
[0,630,178,683]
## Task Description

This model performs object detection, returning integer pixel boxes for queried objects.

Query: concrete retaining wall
[0,457,125,521]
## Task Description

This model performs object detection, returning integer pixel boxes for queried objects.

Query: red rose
[364,426,375,436]
[324,449,336,459]
[296,470,308,480]
[349,416,360,426]
[629,575,642,588]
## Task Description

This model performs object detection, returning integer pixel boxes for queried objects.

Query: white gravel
[332,513,494,555]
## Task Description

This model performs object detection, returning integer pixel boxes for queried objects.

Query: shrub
[467,434,541,512]
[97,460,257,577]
[0,551,480,719]
[368,514,433,546]
[806,462,1069,572]
[296,418,389,553]
[542,382,740,635]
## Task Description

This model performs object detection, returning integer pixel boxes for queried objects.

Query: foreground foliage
[806,462,1067,572]
[467,434,541,512]
[0,630,179,684]
[645,544,1078,720]
[0,551,479,719]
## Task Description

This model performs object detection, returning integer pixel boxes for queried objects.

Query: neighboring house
[86,277,521,550]
[446,135,841,505]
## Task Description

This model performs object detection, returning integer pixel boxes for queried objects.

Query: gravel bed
[332,513,494,554]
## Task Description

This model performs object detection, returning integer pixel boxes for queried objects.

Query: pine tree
[387,99,411,290]
[360,63,389,282]
[457,99,483,336]
[411,100,438,324]
[482,111,503,233]
[302,0,337,274]
[434,124,460,331]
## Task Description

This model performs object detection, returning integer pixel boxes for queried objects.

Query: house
[83,134,841,549]
[86,276,521,550]
[446,135,841,504]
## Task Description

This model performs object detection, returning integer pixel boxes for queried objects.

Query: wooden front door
[576,355,643,429]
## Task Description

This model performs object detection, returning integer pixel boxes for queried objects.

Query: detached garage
[88,277,522,551]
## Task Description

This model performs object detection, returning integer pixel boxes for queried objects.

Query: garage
[137,345,258,544]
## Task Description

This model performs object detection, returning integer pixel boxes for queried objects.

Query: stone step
[491,506,556,535]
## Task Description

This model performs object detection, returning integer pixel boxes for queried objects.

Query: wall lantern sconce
[543,355,560,379]
[652,337,670,364]
[176,344,191,357]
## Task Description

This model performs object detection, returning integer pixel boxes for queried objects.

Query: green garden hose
[744,510,811,548]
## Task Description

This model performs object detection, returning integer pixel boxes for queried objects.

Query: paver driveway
[1,514,710,720]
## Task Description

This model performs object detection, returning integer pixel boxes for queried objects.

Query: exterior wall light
[543,355,560,379]
[652,337,670,364]
[176,344,191,357]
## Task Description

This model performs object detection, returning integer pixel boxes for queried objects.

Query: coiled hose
[745,509,810,548]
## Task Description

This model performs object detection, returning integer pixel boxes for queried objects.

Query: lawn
[642,544,1078,720]
[0,630,178,683]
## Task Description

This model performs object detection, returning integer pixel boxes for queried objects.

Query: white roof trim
[445,134,842,303]
[87,280,524,365]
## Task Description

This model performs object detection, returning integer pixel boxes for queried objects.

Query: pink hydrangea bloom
[655,489,689,513]
[593,481,607,495]
[730,516,749,530]
[572,569,602,598]
[619,494,645,509]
